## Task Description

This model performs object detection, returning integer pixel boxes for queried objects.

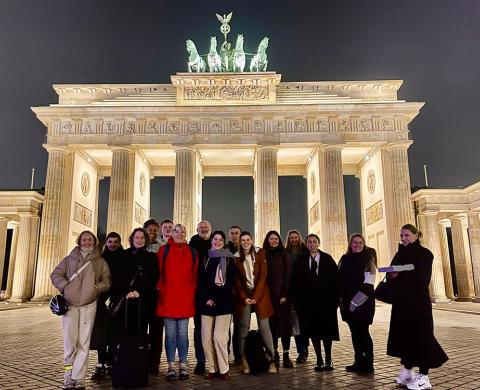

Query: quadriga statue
[233,34,246,72]
[186,39,206,73]
[250,37,269,72]
[207,36,222,72]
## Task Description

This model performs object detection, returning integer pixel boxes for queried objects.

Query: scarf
[207,248,233,286]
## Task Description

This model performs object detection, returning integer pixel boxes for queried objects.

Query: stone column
[450,216,475,301]
[173,146,197,238]
[467,212,480,302]
[10,214,40,302]
[318,146,347,261]
[417,213,449,302]
[107,147,134,246]
[438,221,455,300]
[0,217,8,290]
[32,148,70,300]
[254,146,280,245]
[5,222,19,299]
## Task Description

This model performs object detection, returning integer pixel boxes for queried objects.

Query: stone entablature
[0,191,44,219]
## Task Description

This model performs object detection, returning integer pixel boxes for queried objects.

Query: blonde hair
[285,229,307,253]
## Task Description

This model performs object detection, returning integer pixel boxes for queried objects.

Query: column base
[473,297,480,303]
[7,297,28,303]
[30,295,52,303]
[455,297,474,302]
[431,297,450,303]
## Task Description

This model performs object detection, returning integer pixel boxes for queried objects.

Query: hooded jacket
[51,246,111,306]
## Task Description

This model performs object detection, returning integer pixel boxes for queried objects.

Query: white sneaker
[407,374,432,390]
[396,368,415,385]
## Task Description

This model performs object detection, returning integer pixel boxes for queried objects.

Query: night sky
[1,1,479,238]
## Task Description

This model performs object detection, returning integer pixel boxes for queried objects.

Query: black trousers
[347,320,373,363]
[311,338,332,364]
[149,316,164,369]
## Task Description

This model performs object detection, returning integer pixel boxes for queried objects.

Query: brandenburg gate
[30,71,423,299]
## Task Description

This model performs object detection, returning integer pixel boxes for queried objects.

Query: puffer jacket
[51,246,111,306]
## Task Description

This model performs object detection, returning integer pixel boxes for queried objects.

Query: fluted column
[5,222,19,299]
[319,146,347,260]
[32,148,70,300]
[0,217,8,290]
[438,221,455,300]
[467,212,480,302]
[107,147,134,245]
[417,213,449,302]
[387,144,415,235]
[450,216,475,301]
[10,214,40,302]
[254,146,280,245]
[173,147,197,238]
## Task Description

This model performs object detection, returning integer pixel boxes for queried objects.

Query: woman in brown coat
[234,231,276,374]
[263,230,294,369]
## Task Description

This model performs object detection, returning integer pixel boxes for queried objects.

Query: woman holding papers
[387,224,448,390]
[338,234,376,374]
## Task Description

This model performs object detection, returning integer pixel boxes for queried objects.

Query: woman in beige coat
[51,231,111,390]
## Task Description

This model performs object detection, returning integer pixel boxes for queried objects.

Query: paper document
[378,264,415,273]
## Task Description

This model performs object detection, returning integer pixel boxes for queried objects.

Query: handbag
[107,266,141,317]
[50,260,92,315]
[374,275,394,304]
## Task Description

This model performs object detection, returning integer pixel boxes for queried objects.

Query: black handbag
[374,276,394,304]
[107,266,141,317]
[50,294,68,315]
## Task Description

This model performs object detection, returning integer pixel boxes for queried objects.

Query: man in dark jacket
[189,220,212,375]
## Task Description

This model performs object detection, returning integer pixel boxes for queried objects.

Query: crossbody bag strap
[69,260,92,283]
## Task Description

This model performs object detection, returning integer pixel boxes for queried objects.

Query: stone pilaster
[4,223,19,299]
[438,221,455,300]
[386,143,415,235]
[318,146,347,261]
[107,147,134,246]
[10,214,40,302]
[32,148,70,300]
[173,146,197,238]
[0,217,8,290]
[254,146,280,245]
[467,212,480,302]
[450,216,475,301]
[417,213,449,302]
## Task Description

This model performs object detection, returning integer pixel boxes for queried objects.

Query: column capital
[43,145,71,154]
[384,141,413,151]
[256,144,279,152]
[318,144,343,152]
[110,146,133,153]
[173,145,197,153]
[0,216,9,223]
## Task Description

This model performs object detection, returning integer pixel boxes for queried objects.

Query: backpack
[245,329,271,375]
[160,244,197,281]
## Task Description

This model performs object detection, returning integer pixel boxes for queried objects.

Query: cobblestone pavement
[1,302,479,390]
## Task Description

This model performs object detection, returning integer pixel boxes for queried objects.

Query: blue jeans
[164,318,189,364]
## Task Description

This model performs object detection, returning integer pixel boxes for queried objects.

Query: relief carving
[338,119,350,132]
[73,202,93,227]
[310,202,320,225]
[183,85,269,101]
[209,121,222,134]
[145,121,158,133]
[134,202,147,225]
[103,121,115,134]
[189,121,201,134]
[382,119,394,130]
[81,121,95,134]
[366,200,383,226]
[358,119,372,131]
[295,120,306,132]
[253,120,264,133]
[60,122,74,134]
[124,121,136,134]
[230,120,242,133]
[167,122,179,134]
[316,120,328,132]
[273,120,286,133]
[81,172,90,197]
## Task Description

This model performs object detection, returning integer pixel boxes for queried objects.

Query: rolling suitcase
[112,296,149,388]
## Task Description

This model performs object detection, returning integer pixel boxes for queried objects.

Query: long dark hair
[238,231,255,263]
[128,227,149,248]
[262,230,285,257]
[285,229,307,253]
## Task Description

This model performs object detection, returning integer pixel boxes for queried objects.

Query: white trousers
[201,314,232,374]
[62,300,97,381]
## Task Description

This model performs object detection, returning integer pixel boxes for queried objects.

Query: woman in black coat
[338,233,376,374]
[291,233,340,372]
[90,232,123,380]
[116,228,159,336]
[263,231,294,369]
[387,224,448,390]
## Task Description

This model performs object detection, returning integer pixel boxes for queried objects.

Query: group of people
[51,219,447,390]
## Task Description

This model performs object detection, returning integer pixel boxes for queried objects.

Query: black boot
[194,362,205,375]
[274,350,280,368]
[359,355,374,374]
[90,364,106,380]
[283,352,294,368]
[345,361,362,372]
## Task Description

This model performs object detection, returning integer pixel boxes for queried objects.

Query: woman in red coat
[156,224,198,381]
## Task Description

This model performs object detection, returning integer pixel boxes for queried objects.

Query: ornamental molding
[49,115,407,136]
[73,202,92,227]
